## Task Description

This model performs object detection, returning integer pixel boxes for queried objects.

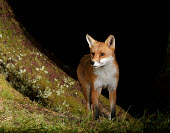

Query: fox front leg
[91,90,99,120]
[109,90,117,120]
[91,88,102,120]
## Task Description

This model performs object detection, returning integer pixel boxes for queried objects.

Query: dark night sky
[8,0,169,116]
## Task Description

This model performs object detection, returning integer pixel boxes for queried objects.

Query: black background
[7,0,169,117]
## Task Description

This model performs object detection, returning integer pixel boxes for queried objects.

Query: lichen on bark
[0,0,86,116]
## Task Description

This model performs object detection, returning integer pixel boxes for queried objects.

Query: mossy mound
[0,0,132,119]
[0,0,85,116]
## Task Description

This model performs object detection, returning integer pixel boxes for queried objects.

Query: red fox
[77,34,119,120]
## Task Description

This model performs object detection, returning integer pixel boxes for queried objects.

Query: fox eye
[100,53,105,56]
[91,52,95,57]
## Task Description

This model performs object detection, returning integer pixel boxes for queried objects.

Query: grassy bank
[0,74,169,133]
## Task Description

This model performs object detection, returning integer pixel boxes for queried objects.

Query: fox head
[86,34,116,68]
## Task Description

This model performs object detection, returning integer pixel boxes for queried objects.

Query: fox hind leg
[81,84,91,115]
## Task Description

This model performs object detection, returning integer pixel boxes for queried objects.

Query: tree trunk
[0,0,131,118]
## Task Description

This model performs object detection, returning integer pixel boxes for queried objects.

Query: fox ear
[86,34,95,48]
[105,35,115,49]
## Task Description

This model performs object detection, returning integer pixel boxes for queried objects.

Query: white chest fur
[94,62,118,91]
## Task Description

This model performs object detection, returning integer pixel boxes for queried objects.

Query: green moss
[0,74,31,105]
[0,74,14,100]
[66,95,86,115]
[99,95,110,107]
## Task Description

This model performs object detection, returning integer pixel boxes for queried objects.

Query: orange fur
[77,34,119,120]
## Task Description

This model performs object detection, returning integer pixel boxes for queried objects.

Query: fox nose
[91,61,95,66]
